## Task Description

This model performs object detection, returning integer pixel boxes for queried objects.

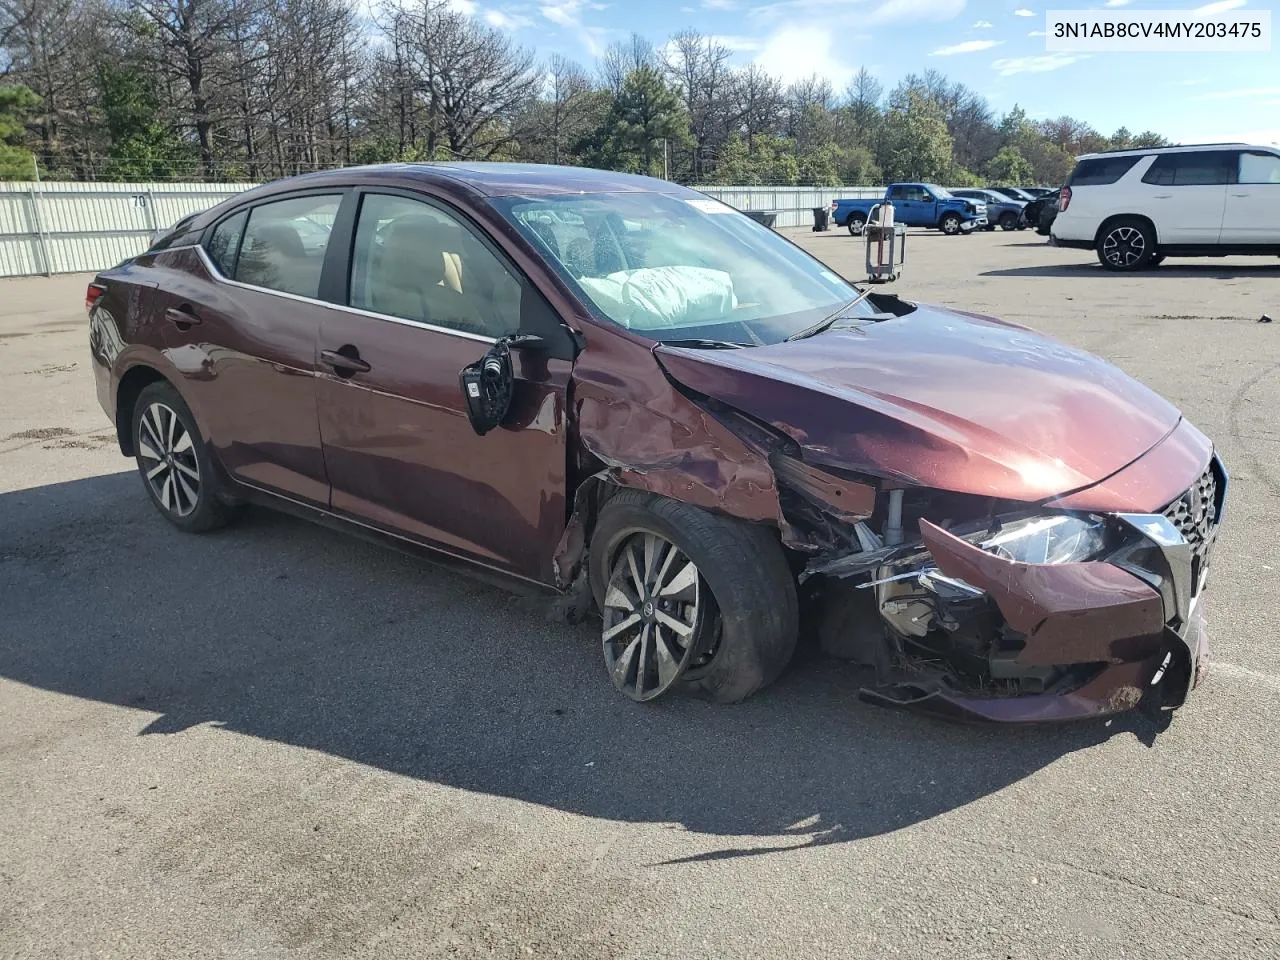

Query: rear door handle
[1231,192,1251,197]
[320,347,371,374]
[165,305,201,327]
[1152,194,1172,199]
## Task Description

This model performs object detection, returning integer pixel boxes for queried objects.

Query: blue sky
[447,0,1280,145]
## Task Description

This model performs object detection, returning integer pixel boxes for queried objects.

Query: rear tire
[589,488,798,704]
[1097,218,1156,271]
[999,211,1019,231]
[131,381,237,533]
[939,212,962,235]
[847,212,867,236]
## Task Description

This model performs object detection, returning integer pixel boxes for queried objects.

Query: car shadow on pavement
[0,473,1155,861]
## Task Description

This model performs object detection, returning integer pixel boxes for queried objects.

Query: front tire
[847,212,867,236]
[939,212,962,235]
[1097,218,1156,271]
[999,211,1020,231]
[131,381,236,533]
[589,489,798,704]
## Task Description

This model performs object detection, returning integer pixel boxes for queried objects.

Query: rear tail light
[85,283,106,314]
[1059,186,1072,212]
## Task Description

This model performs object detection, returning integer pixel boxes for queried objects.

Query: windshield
[926,184,952,198]
[491,192,875,345]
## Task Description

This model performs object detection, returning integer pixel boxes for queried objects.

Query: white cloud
[448,0,478,13]
[704,0,739,8]
[972,19,993,27]
[932,39,1002,55]
[1192,86,1280,100]
[1103,0,1131,7]
[710,34,763,51]
[539,1,609,54]
[1179,77,1210,86]
[991,52,1087,74]
[1194,0,1247,14]
[1028,29,1046,35]
[753,25,858,87]
[485,8,534,29]
[1013,7,1035,15]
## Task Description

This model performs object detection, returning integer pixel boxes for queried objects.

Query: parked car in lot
[1022,186,1055,198]
[1024,189,1060,236]
[987,186,1038,203]
[88,163,1224,722]
[1052,142,1280,270]
[831,183,986,236]
[949,188,1025,231]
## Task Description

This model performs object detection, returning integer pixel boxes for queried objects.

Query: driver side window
[348,193,522,339]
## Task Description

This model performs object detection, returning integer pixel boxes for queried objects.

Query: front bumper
[863,456,1225,724]
[961,217,987,232]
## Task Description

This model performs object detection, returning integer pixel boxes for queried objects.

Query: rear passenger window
[1141,151,1235,186]
[1238,151,1280,184]
[234,195,342,298]
[1068,155,1142,186]
[348,193,522,338]
[205,210,247,276]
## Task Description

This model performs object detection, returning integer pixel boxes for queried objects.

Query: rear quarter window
[1141,151,1236,186]
[1068,155,1143,186]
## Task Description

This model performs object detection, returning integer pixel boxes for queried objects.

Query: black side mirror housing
[459,334,546,436]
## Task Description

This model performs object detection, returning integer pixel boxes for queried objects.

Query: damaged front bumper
[839,457,1226,724]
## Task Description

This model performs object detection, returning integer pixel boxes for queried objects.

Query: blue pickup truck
[831,183,987,236]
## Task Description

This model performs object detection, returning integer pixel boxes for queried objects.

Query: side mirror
[459,334,545,436]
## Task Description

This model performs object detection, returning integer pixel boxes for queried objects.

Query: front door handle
[320,347,371,374]
[1152,194,1172,199]
[165,305,201,327]
[1231,192,1251,197]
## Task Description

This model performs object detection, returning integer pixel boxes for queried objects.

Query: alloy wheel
[1102,226,1146,267]
[942,216,960,235]
[601,532,704,701]
[137,401,201,517]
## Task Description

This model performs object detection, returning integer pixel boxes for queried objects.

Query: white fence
[694,185,883,228]
[0,180,882,279]
[0,181,257,278]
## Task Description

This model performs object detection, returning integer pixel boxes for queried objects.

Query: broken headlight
[982,515,1109,565]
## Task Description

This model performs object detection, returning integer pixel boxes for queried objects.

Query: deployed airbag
[578,266,737,329]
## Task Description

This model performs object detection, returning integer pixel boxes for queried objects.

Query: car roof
[1074,142,1275,160]
[247,162,702,199]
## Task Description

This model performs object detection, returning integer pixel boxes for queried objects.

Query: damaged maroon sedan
[88,163,1226,722]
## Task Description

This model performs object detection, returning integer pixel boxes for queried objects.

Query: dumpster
[812,206,830,231]
[743,210,778,229]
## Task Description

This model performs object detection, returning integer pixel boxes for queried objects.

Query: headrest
[379,215,464,284]
[251,222,306,260]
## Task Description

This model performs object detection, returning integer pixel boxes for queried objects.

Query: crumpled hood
[654,301,1181,503]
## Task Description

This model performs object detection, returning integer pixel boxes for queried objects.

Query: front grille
[1162,459,1223,594]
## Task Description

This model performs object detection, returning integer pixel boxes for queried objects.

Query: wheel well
[114,366,168,456]
[1094,214,1158,248]
[939,210,960,223]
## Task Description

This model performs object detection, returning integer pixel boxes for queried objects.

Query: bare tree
[135,0,237,175]
[545,53,592,164]
[398,1,541,158]
[663,29,732,181]
[728,62,782,150]
[598,31,653,96]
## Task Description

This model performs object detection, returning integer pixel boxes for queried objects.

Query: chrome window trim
[170,242,498,347]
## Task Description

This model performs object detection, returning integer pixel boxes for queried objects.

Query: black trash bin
[812,206,830,231]
[743,210,778,229]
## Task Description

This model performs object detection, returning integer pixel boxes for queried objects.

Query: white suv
[1051,143,1280,271]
